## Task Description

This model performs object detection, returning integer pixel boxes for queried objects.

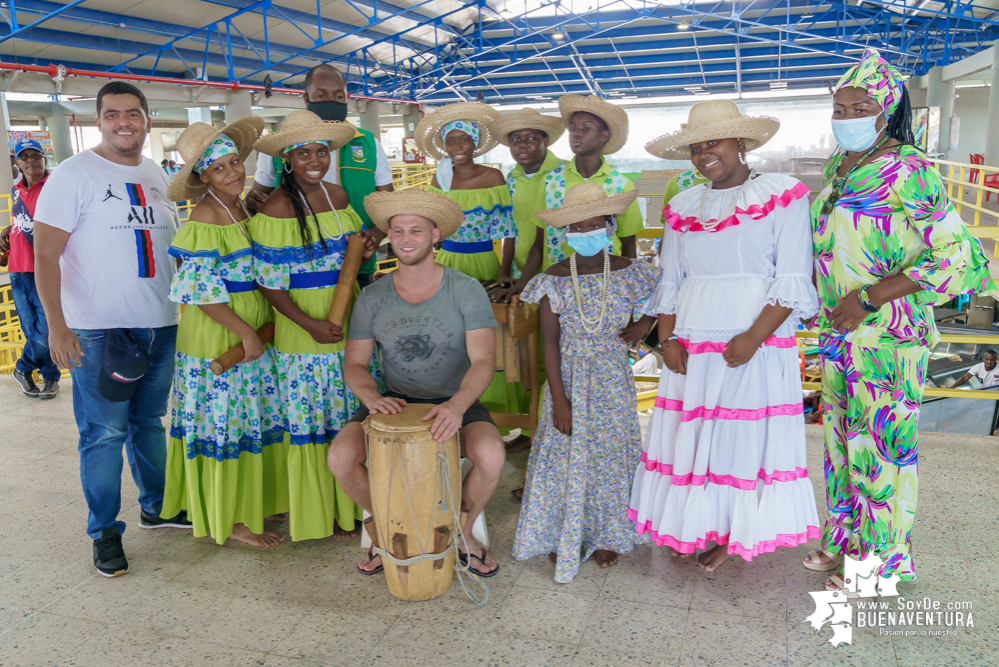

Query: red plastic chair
[970,153,983,184]
[985,169,999,203]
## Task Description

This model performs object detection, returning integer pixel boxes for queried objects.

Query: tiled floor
[0,377,995,667]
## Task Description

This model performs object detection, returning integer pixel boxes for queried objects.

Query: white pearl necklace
[569,249,612,335]
[206,188,250,240]
[298,183,344,239]
[697,169,757,231]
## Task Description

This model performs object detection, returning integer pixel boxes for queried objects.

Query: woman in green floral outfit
[804,48,995,590]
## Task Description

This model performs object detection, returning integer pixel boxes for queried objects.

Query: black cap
[98,329,152,402]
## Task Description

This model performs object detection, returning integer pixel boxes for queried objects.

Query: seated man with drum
[328,188,505,577]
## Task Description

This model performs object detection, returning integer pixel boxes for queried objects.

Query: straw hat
[253,109,356,157]
[363,189,464,239]
[558,94,629,155]
[535,182,638,229]
[491,108,565,146]
[167,115,265,201]
[645,99,780,160]
[415,102,501,160]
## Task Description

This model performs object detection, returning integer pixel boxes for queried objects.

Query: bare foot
[668,546,691,558]
[548,552,557,566]
[697,544,731,572]
[511,487,524,501]
[228,523,285,548]
[359,551,382,573]
[592,549,619,568]
[265,513,289,522]
[459,537,499,575]
[505,434,532,453]
[333,521,358,539]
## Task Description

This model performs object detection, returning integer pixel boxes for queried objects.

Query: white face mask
[831,114,883,152]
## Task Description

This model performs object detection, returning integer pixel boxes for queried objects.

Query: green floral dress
[162,221,288,544]
[426,183,515,281]
[811,145,995,581]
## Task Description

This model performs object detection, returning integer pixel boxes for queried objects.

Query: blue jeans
[9,272,60,381]
[70,326,177,539]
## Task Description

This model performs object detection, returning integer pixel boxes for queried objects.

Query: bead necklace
[206,188,250,240]
[697,168,757,231]
[569,249,612,334]
[298,183,344,239]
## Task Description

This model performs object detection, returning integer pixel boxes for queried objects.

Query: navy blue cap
[98,329,152,402]
[13,138,44,158]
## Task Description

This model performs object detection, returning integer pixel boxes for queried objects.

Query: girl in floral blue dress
[161,117,289,547]
[512,182,659,583]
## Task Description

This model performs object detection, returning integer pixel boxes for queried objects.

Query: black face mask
[307,99,348,122]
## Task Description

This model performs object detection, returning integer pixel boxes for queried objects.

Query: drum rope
[364,430,489,607]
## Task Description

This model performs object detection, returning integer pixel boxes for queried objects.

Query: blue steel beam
[0,0,87,43]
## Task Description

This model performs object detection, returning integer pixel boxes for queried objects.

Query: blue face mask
[831,114,883,152]
[565,228,609,257]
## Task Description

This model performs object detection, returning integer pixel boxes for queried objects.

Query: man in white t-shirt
[952,349,999,389]
[245,64,394,286]
[33,81,192,579]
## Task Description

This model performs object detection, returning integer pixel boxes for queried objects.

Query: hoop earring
[738,151,747,165]
[283,161,293,173]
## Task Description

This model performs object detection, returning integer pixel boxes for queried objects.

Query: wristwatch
[858,285,879,313]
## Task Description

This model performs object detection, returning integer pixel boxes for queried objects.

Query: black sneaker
[139,509,193,529]
[12,369,39,398]
[93,529,128,577]
[38,379,59,400]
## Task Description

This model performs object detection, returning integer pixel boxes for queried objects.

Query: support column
[359,101,381,136]
[225,90,256,177]
[148,130,165,164]
[927,66,956,158]
[0,93,12,224]
[47,110,73,162]
[985,45,999,166]
[187,107,212,125]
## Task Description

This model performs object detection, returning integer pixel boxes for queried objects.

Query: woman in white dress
[629,100,821,571]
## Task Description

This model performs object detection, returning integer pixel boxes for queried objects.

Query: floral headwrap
[284,140,329,154]
[193,134,239,174]
[441,120,480,146]
[833,47,905,119]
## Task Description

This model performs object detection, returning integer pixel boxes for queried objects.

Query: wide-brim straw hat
[535,181,638,229]
[491,108,565,146]
[254,109,356,157]
[415,102,501,160]
[363,189,464,239]
[167,115,265,201]
[558,94,629,155]
[645,99,780,160]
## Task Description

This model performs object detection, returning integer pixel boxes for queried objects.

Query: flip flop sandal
[357,548,384,576]
[803,548,844,572]
[459,550,500,578]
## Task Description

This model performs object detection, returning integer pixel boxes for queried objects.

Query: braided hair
[886,87,915,146]
[280,163,329,259]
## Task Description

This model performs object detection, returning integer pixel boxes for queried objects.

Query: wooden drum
[363,403,461,601]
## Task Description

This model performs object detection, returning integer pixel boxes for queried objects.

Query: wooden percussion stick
[328,233,367,327]
[210,323,275,376]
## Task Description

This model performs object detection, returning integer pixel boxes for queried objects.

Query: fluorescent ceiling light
[677,23,689,30]
[553,32,565,39]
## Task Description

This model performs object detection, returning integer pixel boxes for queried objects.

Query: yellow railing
[932,158,999,236]
[391,163,435,191]
[0,283,23,373]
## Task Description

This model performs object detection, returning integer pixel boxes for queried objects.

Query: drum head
[367,403,438,433]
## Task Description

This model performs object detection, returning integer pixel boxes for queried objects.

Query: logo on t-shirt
[148,186,165,203]
[125,183,157,226]
[396,334,435,362]
[103,185,122,202]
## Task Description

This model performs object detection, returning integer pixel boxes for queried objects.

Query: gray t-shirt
[348,267,497,399]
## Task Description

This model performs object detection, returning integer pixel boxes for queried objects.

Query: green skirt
[436,248,500,282]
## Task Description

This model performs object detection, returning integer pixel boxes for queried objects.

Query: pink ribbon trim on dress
[678,335,797,354]
[653,397,805,423]
[639,451,808,490]
[664,181,810,233]
[628,509,820,561]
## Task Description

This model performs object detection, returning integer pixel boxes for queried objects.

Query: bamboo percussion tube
[328,233,367,327]
[210,323,275,376]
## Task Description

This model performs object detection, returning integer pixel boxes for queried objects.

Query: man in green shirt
[540,94,643,268]
[489,108,566,304]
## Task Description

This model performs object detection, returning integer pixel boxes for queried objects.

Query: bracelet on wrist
[858,284,879,313]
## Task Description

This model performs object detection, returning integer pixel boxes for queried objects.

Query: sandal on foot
[803,548,843,572]
[357,548,383,576]
[459,550,500,578]
[824,574,858,599]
